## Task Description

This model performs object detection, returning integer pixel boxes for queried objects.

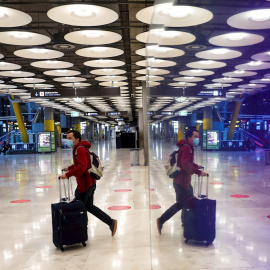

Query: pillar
[11,97,29,143]
[56,124,61,146]
[177,119,185,141]
[203,106,213,130]
[191,112,197,127]
[227,100,242,140]
[74,118,81,133]
[138,108,144,147]
[142,82,149,166]
[90,121,95,141]
[44,107,54,132]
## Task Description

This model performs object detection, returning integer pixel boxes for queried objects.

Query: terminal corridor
[0,141,270,270]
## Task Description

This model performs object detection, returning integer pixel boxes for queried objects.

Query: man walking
[157,129,208,234]
[60,130,117,236]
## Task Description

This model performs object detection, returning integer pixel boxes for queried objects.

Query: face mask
[192,138,199,147]
[66,140,74,148]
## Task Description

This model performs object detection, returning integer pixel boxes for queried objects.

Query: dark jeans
[159,182,193,225]
[75,184,113,226]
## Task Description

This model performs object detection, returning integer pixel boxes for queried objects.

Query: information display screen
[38,132,51,152]
[207,130,220,150]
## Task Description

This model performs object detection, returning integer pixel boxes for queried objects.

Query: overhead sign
[160,111,175,116]
[31,87,121,98]
[84,112,106,116]
[179,111,188,116]
[71,111,80,117]
[149,87,226,97]
[107,111,128,116]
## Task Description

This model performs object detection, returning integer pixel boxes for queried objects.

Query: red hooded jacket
[66,140,96,193]
[174,139,202,190]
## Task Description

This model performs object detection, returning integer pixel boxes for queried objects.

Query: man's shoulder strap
[75,145,90,157]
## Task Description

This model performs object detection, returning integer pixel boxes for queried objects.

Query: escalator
[240,128,270,148]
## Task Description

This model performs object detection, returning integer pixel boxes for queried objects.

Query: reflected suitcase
[183,175,216,246]
[51,177,88,251]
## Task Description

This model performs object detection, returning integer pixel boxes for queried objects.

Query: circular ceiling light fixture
[47,4,118,26]
[136,4,213,27]
[175,96,187,102]
[227,9,270,30]
[73,97,85,103]
[44,69,80,77]
[14,48,64,60]
[76,47,123,58]
[0,7,32,27]
[0,31,51,45]
[248,61,262,66]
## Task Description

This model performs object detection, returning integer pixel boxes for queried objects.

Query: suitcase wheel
[60,246,65,251]
[185,239,189,244]
[82,242,87,247]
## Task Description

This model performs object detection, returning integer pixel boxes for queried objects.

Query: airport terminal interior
[0,0,270,269]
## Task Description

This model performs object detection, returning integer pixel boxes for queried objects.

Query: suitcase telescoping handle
[58,175,72,203]
[197,173,209,199]
[61,169,73,193]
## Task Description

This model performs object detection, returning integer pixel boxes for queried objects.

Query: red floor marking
[10,200,31,203]
[231,194,249,198]
[114,189,132,192]
[150,188,155,191]
[150,205,161,209]
[119,179,132,181]
[108,206,131,210]
[0,175,9,178]
[210,183,224,185]
[36,186,52,188]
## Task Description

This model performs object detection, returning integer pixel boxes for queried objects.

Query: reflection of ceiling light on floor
[248,61,262,66]
[73,97,85,103]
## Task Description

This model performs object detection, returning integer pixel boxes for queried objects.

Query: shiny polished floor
[0,140,270,270]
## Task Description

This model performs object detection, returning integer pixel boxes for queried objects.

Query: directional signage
[179,111,188,116]
[71,111,80,117]
[84,112,106,116]
[160,111,175,116]
[31,87,121,98]
[107,111,128,116]
[149,87,226,97]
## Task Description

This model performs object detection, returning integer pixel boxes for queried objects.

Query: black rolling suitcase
[183,174,216,246]
[51,177,88,251]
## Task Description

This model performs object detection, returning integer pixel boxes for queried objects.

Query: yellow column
[196,123,201,131]
[11,98,29,143]
[177,122,184,141]
[203,106,213,130]
[44,107,55,132]
[44,120,55,131]
[74,118,81,133]
[227,100,242,140]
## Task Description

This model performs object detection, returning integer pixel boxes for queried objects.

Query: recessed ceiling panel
[65,30,122,45]
[223,71,257,77]
[0,31,51,46]
[62,82,91,87]
[0,7,32,27]
[90,69,126,76]
[195,48,242,60]
[12,78,45,84]
[136,68,170,75]
[47,4,118,26]
[136,75,164,81]
[173,77,205,82]
[227,9,270,30]
[136,59,176,68]
[179,70,214,76]
[168,82,196,87]
[53,77,87,83]
[0,71,35,77]
[99,81,128,87]
[76,47,124,58]
[209,32,264,47]
[136,46,185,58]
[235,62,270,70]
[0,62,21,70]
[14,48,64,59]
[212,78,243,83]
[31,60,73,69]
[84,59,125,68]
[186,60,226,69]
[136,4,213,27]
[95,76,127,82]
[136,29,195,45]
[44,70,81,76]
